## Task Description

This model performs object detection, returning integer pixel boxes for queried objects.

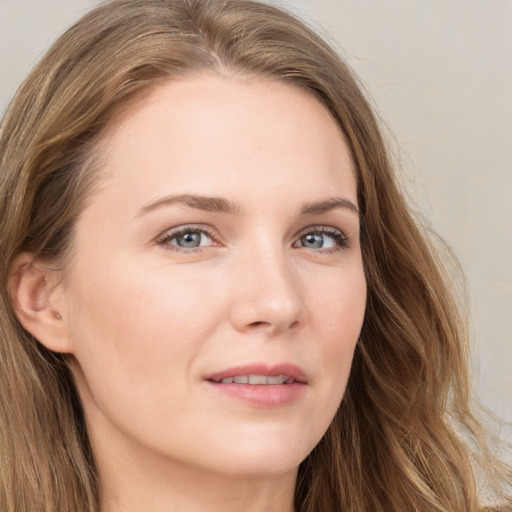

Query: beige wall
[1,1,510,427]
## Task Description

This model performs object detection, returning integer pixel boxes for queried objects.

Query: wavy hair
[0,1,510,510]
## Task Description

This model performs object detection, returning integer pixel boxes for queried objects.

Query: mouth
[211,375,297,385]
[204,363,308,408]
[205,363,308,385]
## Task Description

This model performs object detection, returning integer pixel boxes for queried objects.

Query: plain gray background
[1,0,510,434]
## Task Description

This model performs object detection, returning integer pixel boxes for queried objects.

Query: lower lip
[205,381,306,408]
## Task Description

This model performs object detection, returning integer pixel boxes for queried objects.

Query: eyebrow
[137,194,239,216]
[137,194,359,217]
[300,196,359,216]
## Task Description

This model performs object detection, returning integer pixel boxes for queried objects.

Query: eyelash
[156,224,350,254]
[294,225,350,254]
[156,225,218,253]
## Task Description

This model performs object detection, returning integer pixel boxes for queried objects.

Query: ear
[9,252,73,354]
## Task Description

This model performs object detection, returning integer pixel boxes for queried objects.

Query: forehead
[90,72,356,211]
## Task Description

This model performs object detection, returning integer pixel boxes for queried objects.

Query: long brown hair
[0,1,510,510]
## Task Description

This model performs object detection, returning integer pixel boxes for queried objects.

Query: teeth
[248,375,267,384]
[267,375,286,384]
[218,375,294,385]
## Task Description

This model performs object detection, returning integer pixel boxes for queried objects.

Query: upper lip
[205,363,308,384]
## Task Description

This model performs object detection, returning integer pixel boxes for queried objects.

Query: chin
[193,428,318,478]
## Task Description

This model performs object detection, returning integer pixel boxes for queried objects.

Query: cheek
[65,260,223,395]
[64,262,228,445]
[309,260,366,330]
[307,265,366,391]
[70,257,217,338]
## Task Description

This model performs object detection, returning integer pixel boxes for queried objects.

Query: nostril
[249,321,268,329]
[248,319,301,331]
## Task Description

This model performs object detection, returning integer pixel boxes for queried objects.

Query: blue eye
[294,227,348,251]
[158,227,214,251]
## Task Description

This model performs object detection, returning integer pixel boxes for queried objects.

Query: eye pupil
[177,231,201,248]
[302,234,323,248]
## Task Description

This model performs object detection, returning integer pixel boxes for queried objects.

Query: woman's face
[58,73,366,478]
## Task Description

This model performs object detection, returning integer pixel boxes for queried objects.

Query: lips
[205,363,308,385]
[204,363,308,408]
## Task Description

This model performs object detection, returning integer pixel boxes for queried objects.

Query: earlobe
[9,252,73,354]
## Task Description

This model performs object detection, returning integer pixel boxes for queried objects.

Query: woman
[0,0,510,511]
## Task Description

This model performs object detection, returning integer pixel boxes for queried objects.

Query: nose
[229,250,308,336]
